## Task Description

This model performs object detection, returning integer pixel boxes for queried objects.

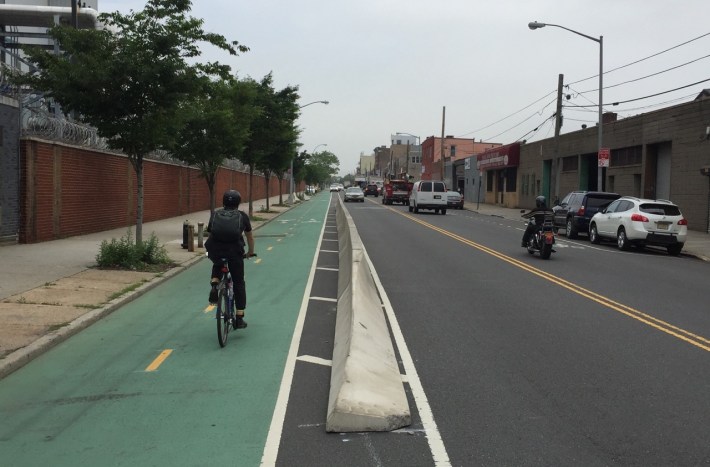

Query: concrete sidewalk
[463,200,710,262]
[0,194,302,378]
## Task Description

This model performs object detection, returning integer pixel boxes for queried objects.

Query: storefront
[477,143,521,207]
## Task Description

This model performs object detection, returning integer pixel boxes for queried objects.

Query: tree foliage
[170,77,259,212]
[242,73,300,215]
[304,150,340,186]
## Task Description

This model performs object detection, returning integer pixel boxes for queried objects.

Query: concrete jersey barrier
[326,196,411,432]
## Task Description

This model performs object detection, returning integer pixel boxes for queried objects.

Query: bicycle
[214,254,256,348]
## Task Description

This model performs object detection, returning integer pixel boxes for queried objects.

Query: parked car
[337,183,344,191]
[588,196,687,255]
[343,186,365,202]
[329,184,339,192]
[364,183,379,197]
[553,191,621,239]
[446,190,464,210]
[408,180,447,214]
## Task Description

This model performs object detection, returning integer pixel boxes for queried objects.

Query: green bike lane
[0,194,332,466]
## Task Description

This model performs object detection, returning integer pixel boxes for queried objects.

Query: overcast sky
[100,1,710,176]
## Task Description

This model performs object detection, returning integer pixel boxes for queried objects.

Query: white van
[408,180,448,214]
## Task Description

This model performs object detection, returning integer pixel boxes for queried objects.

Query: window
[421,181,432,192]
[433,182,446,192]
[611,146,641,166]
[487,171,494,192]
[450,145,456,157]
[561,155,578,172]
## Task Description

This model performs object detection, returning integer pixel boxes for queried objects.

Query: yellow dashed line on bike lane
[145,349,173,372]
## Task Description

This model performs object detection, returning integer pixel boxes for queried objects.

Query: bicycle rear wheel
[216,288,230,347]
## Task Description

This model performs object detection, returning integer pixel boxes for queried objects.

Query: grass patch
[250,215,266,222]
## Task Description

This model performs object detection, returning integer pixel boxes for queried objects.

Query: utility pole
[552,73,563,204]
[440,106,446,182]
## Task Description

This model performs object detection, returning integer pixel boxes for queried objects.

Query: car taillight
[577,207,585,216]
[631,213,649,222]
[678,218,688,225]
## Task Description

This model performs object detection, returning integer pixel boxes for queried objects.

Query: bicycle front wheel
[216,288,230,347]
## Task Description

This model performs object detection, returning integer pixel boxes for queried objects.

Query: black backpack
[210,209,244,245]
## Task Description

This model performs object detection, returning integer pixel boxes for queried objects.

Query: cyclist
[205,189,255,329]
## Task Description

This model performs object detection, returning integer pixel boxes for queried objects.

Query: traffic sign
[598,148,610,167]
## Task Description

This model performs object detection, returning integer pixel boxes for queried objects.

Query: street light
[290,100,329,203]
[528,21,604,191]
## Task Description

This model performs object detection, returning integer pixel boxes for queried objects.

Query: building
[421,136,502,189]
[472,92,710,232]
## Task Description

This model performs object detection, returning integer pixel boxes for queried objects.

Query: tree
[171,77,258,213]
[242,73,300,216]
[304,150,340,187]
[254,82,299,211]
[11,0,246,244]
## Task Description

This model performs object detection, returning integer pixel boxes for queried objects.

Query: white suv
[588,196,688,255]
[408,180,448,214]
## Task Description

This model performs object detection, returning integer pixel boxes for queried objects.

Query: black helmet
[535,195,546,208]
[223,190,241,209]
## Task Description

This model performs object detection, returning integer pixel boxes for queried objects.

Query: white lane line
[316,267,339,271]
[310,296,337,302]
[320,250,339,253]
[363,247,452,466]
[297,355,333,367]
[260,201,332,467]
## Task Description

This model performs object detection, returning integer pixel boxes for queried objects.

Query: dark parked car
[364,183,379,197]
[553,191,620,239]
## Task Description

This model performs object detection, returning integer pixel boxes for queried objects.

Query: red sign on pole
[598,148,610,168]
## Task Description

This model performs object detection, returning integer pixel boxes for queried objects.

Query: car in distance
[553,191,621,239]
[446,190,464,210]
[343,186,365,202]
[329,183,340,192]
[364,183,379,197]
[588,196,687,255]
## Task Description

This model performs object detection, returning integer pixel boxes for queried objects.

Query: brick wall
[19,138,295,243]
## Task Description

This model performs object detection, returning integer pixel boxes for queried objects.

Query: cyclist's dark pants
[209,254,246,310]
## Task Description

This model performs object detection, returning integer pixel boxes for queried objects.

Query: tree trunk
[133,155,144,245]
[248,165,254,217]
[264,171,271,211]
[277,174,284,205]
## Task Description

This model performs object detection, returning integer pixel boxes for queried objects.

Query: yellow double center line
[388,206,710,353]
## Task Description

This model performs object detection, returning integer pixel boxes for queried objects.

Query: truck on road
[381,179,412,205]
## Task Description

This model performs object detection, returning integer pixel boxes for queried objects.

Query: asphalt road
[347,197,710,466]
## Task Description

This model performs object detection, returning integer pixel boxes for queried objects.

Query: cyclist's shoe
[234,317,247,329]
[208,286,218,304]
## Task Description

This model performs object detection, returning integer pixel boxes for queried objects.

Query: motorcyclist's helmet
[223,190,241,209]
[535,195,546,208]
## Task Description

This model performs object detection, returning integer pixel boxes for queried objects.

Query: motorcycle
[521,210,556,259]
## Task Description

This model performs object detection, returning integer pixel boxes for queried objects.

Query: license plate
[656,222,670,230]
[434,195,441,199]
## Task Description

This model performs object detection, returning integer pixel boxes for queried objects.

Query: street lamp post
[528,21,604,191]
[291,100,329,203]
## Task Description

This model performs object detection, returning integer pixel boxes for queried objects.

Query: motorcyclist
[521,195,551,247]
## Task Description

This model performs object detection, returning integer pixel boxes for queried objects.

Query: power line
[456,91,556,137]
[567,31,710,86]
[567,77,710,107]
